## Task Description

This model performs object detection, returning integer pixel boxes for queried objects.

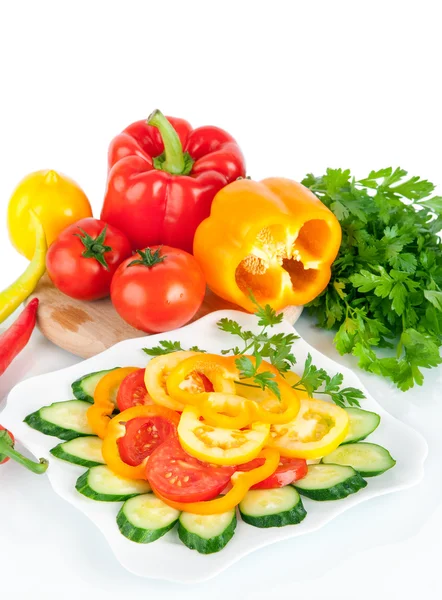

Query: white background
[0,1,441,598]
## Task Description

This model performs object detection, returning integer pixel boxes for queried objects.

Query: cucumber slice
[24,400,94,440]
[322,442,396,477]
[118,494,180,543]
[50,436,105,468]
[239,486,306,528]
[72,368,119,403]
[343,408,380,444]
[76,465,151,501]
[178,509,236,554]
[294,464,367,500]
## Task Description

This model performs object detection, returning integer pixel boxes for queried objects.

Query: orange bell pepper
[102,405,180,479]
[152,448,280,514]
[87,367,138,438]
[193,177,341,311]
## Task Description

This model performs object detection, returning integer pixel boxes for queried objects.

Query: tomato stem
[128,248,166,269]
[74,226,112,270]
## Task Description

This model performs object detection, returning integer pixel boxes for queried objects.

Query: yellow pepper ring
[178,405,270,466]
[248,383,301,425]
[199,393,256,429]
[144,351,198,412]
[87,367,139,439]
[269,398,350,459]
[166,353,237,406]
[152,448,280,515]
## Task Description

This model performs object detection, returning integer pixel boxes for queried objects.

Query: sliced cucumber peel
[294,463,367,501]
[239,487,306,528]
[178,509,236,554]
[343,408,380,444]
[117,494,180,543]
[322,442,396,477]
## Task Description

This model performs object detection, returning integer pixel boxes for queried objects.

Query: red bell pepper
[101,110,246,253]
[0,426,48,473]
[0,298,38,377]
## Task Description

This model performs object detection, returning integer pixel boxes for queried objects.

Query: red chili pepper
[0,425,48,473]
[101,110,246,253]
[0,298,39,376]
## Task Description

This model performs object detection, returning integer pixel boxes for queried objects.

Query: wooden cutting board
[28,274,303,359]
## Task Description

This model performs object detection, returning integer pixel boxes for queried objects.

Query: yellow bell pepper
[166,353,237,406]
[102,405,180,480]
[178,404,270,466]
[193,177,342,312]
[152,448,280,515]
[8,169,92,259]
[269,398,349,459]
[0,211,47,324]
[87,367,138,439]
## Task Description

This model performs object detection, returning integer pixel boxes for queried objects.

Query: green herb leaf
[235,356,256,379]
[424,290,442,311]
[290,353,363,407]
[304,166,442,391]
[143,340,206,356]
[254,371,281,400]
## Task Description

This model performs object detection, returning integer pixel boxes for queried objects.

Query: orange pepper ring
[102,405,180,480]
[166,354,237,406]
[151,448,280,514]
[87,367,138,439]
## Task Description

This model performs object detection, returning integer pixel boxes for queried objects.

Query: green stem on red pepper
[147,109,194,176]
[0,429,48,474]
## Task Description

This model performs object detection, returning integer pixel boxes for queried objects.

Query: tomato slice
[236,456,308,489]
[145,439,235,503]
[117,416,176,466]
[117,369,153,411]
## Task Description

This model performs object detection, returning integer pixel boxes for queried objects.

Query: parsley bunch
[303,167,442,391]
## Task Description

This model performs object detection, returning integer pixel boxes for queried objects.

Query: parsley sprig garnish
[293,353,364,407]
[143,296,364,407]
[143,341,206,355]
[303,167,442,391]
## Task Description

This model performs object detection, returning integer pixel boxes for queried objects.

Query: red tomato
[46,218,132,300]
[146,439,235,502]
[110,245,206,333]
[117,369,153,411]
[237,456,308,489]
[117,416,176,467]
[0,426,14,465]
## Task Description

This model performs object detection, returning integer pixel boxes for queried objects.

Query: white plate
[0,310,428,583]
